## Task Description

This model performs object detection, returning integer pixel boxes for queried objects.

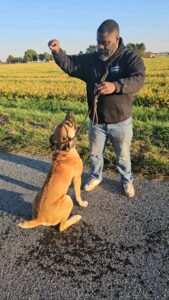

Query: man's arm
[48,39,86,81]
[113,54,145,94]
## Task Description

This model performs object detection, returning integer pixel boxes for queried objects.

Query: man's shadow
[0,174,40,192]
[0,189,32,219]
[0,151,50,173]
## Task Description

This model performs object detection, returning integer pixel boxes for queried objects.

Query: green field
[0,57,169,178]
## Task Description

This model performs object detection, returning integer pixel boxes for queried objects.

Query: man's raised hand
[48,39,60,54]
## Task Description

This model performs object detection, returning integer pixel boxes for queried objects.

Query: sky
[0,0,169,62]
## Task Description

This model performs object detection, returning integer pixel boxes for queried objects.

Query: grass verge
[0,97,168,178]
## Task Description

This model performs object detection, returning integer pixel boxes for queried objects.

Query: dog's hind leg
[59,215,82,232]
[18,218,45,229]
[59,195,81,232]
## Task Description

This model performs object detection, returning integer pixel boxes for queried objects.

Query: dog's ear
[49,134,56,150]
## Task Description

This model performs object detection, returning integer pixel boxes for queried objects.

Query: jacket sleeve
[52,49,87,82]
[114,54,145,94]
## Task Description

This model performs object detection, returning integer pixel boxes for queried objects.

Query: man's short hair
[97,19,119,34]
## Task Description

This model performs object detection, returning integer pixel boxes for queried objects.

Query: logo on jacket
[109,65,120,73]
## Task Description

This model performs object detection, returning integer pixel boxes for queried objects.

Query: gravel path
[0,151,168,300]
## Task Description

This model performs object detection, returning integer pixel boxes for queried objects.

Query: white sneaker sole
[84,180,102,192]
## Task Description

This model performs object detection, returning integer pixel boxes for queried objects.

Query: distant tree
[39,52,53,62]
[39,53,45,62]
[6,55,23,63]
[126,43,135,52]
[6,55,15,64]
[43,52,52,62]
[85,45,97,54]
[49,53,54,61]
[126,42,146,57]
[15,57,23,63]
[79,51,83,55]
[23,49,38,62]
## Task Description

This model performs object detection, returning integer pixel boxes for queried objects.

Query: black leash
[75,63,110,132]
[92,65,109,127]
[68,61,112,135]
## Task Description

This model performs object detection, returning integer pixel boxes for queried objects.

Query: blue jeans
[88,117,133,184]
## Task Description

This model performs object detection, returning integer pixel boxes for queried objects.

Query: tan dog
[18,114,88,232]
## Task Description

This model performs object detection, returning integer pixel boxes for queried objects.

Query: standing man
[48,19,145,197]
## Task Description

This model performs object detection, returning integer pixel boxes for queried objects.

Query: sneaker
[123,183,135,198]
[84,178,102,192]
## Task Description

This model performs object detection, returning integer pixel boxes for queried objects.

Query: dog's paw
[18,222,25,228]
[76,197,88,207]
[18,221,30,228]
[79,200,88,208]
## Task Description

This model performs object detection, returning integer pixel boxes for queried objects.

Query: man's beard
[98,47,117,61]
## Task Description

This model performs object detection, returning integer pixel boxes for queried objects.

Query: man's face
[97,31,119,61]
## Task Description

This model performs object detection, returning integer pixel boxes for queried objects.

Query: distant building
[144,52,158,58]
[144,52,169,58]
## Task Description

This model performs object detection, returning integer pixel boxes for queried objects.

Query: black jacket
[52,38,145,124]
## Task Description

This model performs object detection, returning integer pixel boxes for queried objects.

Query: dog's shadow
[0,189,32,219]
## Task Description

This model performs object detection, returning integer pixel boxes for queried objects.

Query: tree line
[6,50,53,64]
[85,43,146,57]
[5,42,146,64]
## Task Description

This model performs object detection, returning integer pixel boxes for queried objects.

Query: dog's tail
[18,218,44,229]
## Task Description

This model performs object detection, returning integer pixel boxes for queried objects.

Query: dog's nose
[65,114,75,127]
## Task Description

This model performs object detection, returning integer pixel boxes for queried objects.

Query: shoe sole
[124,188,136,198]
[125,192,136,198]
[84,181,102,192]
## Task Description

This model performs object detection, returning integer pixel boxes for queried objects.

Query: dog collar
[52,139,76,152]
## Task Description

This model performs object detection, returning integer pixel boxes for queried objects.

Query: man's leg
[107,117,135,196]
[84,122,107,192]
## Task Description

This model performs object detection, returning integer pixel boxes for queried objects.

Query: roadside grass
[0,97,168,178]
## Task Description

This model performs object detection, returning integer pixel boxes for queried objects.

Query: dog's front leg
[73,176,88,207]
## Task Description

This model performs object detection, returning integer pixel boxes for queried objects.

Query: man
[48,19,145,197]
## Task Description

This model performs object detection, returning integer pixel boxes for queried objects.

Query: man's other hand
[94,82,116,95]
